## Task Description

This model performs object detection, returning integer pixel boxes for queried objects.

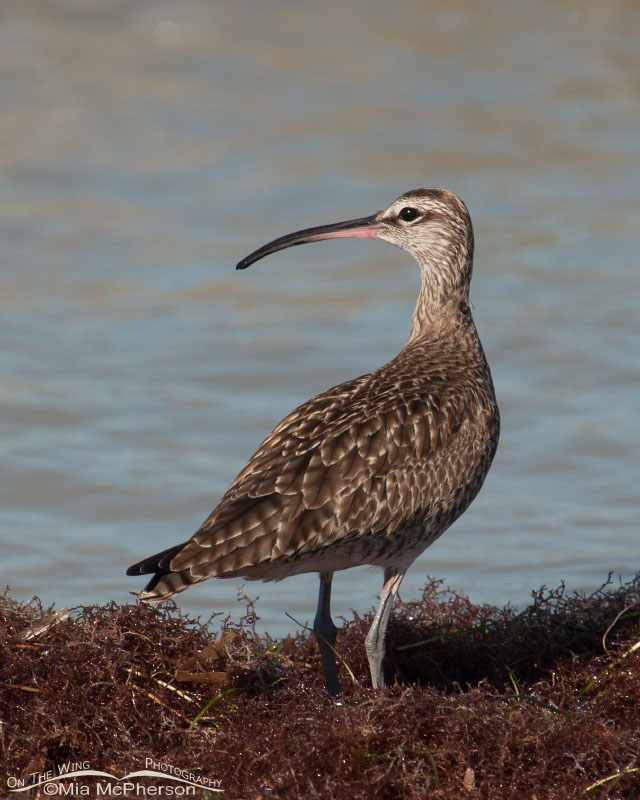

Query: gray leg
[313,571,340,695]
[364,567,407,689]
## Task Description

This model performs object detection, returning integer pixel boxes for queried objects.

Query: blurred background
[1,0,638,635]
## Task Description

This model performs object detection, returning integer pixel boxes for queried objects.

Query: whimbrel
[127,188,500,694]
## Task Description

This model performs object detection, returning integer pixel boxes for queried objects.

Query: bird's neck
[407,251,473,343]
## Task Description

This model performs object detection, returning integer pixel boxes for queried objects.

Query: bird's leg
[365,566,407,689]
[313,571,340,695]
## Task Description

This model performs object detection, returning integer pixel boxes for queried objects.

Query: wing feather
[138,339,494,589]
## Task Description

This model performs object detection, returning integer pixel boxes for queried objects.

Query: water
[1,0,638,636]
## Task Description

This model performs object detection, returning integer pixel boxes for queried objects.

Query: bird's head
[237,188,474,304]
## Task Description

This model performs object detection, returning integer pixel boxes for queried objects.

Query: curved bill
[236,213,381,270]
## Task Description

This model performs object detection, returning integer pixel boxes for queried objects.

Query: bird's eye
[398,207,419,222]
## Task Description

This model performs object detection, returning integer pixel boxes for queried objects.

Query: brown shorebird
[127,188,500,694]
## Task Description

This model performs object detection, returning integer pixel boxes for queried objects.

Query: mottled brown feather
[156,321,497,585]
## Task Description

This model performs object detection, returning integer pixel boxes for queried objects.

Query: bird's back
[130,308,499,598]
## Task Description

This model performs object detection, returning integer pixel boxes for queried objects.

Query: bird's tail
[126,541,203,602]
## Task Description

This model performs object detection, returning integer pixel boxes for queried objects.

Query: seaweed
[1,574,638,799]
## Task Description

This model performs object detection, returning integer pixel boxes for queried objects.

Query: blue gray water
[1,0,638,636]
